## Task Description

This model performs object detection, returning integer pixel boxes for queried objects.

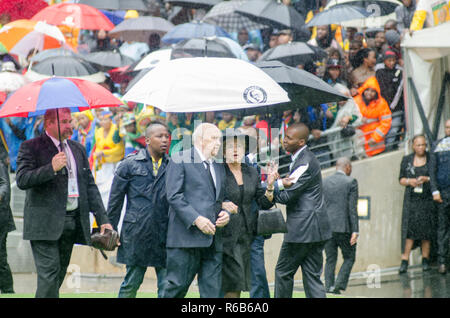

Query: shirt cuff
[277,179,284,191]
[432,191,440,196]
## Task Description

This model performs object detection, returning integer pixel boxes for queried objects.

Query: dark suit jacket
[275,147,331,243]
[107,149,169,268]
[0,161,15,233]
[165,147,226,250]
[16,133,109,244]
[222,163,273,247]
[323,171,359,234]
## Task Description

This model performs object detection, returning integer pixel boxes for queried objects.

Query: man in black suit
[0,154,15,294]
[162,123,231,298]
[274,123,331,298]
[323,157,359,294]
[16,108,113,298]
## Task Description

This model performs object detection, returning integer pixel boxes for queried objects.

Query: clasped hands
[194,211,230,236]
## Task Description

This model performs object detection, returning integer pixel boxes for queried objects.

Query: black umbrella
[108,16,174,42]
[78,0,148,11]
[236,0,306,31]
[164,0,221,9]
[25,56,105,83]
[255,60,348,108]
[84,50,136,71]
[30,48,83,64]
[258,41,315,67]
[171,37,237,59]
[306,4,371,27]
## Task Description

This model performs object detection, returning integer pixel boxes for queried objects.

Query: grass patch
[0,291,345,298]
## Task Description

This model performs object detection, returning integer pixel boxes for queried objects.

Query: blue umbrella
[100,10,126,26]
[161,21,231,44]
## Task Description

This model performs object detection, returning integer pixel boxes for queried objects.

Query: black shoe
[327,286,341,294]
[422,258,431,271]
[399,260,408,274]
[439,264,447,274]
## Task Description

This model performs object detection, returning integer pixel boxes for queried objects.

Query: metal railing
[257,111,405,176]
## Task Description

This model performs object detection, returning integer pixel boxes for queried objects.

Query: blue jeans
[250,235,270,298]
[118,265,167,298]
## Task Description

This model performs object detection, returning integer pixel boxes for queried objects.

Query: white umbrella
[123,57,290,112]
[134,48,173,71]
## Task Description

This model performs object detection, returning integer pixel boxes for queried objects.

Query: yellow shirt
[94,123,124,164]
[151,156,162,176]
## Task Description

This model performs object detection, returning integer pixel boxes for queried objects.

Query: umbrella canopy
[0,19,65,57]
[84,50,135,70]
[203,0,268,33]
[164,0,221,9]
[258,41,315,67]
[0,0,48,21]
[256,60,348,108]
[122,57,290,113]
[133,48,172,71]
[30,47,81,64]
[306,4,372,27]
[236,0,306,31]
[25,56,105,83]
[99,10,126,25]
[161,21,231,44]
[31,3,115,31]
[0,77,122,118]
[171,37,239,59]
[78,0,148,11]
[0,71,28,93]
[109,16,174,42]
[325,0,402,28]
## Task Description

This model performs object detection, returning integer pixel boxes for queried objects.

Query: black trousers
[324,232,356,291]
[274,240,327,298]
[162,242,222,298]
[437,189,450,265]
[30,214,78,298]
[0,230,14,293]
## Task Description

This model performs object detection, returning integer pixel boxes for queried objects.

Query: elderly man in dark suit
[274,123,331,298]
[323,157,359,294]
[162,123,231,298]
[16,108,113,298]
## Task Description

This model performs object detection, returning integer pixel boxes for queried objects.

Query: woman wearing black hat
[322,58,348,87]
[220,132,277,298]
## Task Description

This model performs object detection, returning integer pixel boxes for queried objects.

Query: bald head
[283,123,310,154]
[336,157,352,176]
[193,123,222,159]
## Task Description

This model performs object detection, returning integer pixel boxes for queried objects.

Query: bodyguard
[323,157,359,294]
[107,122,170,297]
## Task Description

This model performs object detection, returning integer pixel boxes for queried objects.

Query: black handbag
[340,125,356,138]
[257,207,288,236]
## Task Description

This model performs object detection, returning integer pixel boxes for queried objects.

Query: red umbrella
[0,0,48,22]
[30,3,114,31]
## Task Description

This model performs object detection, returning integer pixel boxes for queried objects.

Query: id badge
[68,177,79,198]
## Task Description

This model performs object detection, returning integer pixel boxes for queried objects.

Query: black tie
[204,160,216,196]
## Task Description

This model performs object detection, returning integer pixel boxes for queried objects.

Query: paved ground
[8,264,450,297]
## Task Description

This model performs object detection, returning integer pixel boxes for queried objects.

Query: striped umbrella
[0,19,65,57]
[204,0,268,33]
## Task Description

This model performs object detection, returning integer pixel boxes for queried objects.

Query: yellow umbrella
[0,19,66,57]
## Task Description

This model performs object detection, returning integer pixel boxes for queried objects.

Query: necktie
[204,160,216,196]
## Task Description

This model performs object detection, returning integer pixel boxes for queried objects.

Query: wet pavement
[8,265,450,297]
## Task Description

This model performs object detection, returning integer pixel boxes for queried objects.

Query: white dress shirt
[194,146,217,188]
[47,132,79,211]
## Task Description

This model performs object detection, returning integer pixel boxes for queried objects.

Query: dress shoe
[399,260,408,274]
[327,286,341,294]
[422,258,431,271]
[438,264,447,274]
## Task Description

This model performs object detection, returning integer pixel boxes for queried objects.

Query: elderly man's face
[198,126,222,159]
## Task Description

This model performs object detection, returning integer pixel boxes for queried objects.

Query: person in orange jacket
[353,76,392,157]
